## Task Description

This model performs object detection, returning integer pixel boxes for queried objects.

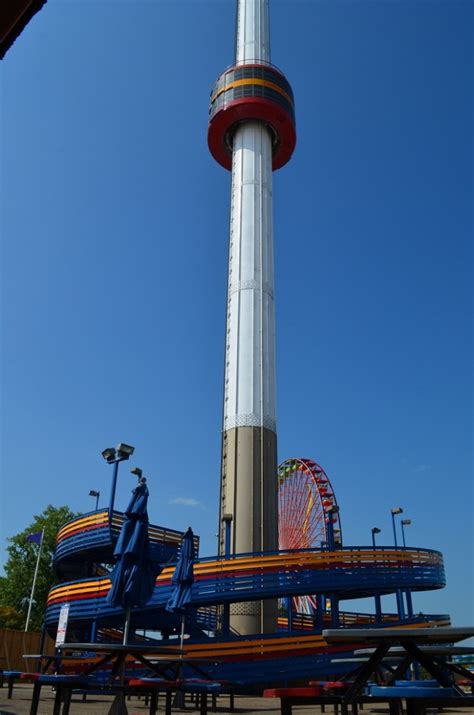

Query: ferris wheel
[278,457,342,614]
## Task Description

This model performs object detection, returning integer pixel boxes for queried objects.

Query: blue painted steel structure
[54,510,199,576]
[44,465,450,686]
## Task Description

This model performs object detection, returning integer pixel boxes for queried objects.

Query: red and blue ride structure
[207,61,296,171]
[44,457,449,686]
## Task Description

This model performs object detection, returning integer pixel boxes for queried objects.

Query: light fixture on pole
[221,514,233,635]
[391,507,405,619]
[101,443,135,517]
[401,518,411,548]
[371,527,381,548]
[391,507,403,547]
[89,490,100,510]
[370,527,382,622]
[326,505,339,550]
[130,467,143,481]
[222,514,233,559]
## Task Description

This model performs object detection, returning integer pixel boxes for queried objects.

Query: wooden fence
[0,629,55,671]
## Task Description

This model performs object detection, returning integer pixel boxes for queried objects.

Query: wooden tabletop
[330,657,405,663]
[57,643,188,661]
[354,645,474,656]
[58,642,185,656]
[323,627,474,644]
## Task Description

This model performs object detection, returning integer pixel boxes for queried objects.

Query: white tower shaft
[224,123,275,435]
[236,0,270,63]
[220,0,278,635]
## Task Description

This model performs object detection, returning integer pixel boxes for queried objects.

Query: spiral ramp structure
[45,464,450,686]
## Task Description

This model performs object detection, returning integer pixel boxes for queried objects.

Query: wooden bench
[264,685,407,715]
[1,670,43,699]
[2,670,22,698]
[368,685,474,714]
[128,677,221,715]
[28,673,132,715]
[264,686,358,715]
[29,674,90,715]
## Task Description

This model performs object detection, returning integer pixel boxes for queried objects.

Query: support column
[209,0,296,635]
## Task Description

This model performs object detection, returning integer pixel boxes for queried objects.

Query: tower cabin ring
[208,63,296,171]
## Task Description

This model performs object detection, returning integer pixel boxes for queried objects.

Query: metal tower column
[208,0,296,635]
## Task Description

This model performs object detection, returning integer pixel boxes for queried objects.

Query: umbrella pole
[172,614,186,709]
[179,614,185,650]
[123,607,131,645]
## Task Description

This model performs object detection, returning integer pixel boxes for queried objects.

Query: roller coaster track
[45,511,449,685]
[47,546,445,626]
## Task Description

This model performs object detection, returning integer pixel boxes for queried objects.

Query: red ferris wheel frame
[278,457,343,551]
[278,457,343,614]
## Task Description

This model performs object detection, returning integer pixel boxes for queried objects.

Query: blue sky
[1,1,472,626]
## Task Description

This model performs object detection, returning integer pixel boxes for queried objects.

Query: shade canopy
[107,480,161,609]
[166,527,195,614]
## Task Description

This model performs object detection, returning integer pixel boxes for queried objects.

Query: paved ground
[1,685,472,715]
[0,683,396,715]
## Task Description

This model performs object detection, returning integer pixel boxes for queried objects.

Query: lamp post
[371,528,382,622]
[89,490,100,510]
[391,507,405,618]
[326,505,340,627]
[130,466,143,481]
[371,527,381,548]
[401,519,411,548]
[326,505,340,551]
[400,518,413,619]
[391,507,403,547]
[222,514,232,635]
[102,443,135,518]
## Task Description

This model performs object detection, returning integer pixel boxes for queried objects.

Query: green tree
[0,505,79,631]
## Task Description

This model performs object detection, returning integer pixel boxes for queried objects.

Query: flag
[27,531,43,545]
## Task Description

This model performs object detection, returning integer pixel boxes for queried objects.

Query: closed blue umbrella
[107,477,161,642]
[166,527,195,646]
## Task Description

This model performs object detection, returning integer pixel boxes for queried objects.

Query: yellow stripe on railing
[57,512,109,541]
[58,512,190,547]
[182,635,327,658]
[48,548,442,602]
[185,549,442,575]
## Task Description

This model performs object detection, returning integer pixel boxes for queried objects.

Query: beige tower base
[219,426,278,634]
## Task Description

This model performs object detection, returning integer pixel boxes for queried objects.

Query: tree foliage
[0,505,78,631]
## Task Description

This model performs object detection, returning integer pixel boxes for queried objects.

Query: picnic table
[22,653,58,673]
[28,642,219,715]
[57,642,188,684]
[322,626,474,711]
[353,645,474,683]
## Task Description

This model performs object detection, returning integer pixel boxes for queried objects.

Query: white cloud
[169,497,202,507]
[413,464,429,473]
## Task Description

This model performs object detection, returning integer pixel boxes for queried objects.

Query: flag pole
[25,529,45,632]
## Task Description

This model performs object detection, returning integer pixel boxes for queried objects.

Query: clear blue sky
[1,1,472,626]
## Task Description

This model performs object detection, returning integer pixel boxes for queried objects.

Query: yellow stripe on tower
[211,78,293,105]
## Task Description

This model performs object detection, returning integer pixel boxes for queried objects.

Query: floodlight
[116,443,135,457]
[101,447,116,462]
[391,507,403,547]
[371,526,381,547]
[89,489,100,509]
[401,519,411,526]
[130,467,143,478]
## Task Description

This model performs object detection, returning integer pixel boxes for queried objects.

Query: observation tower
[208,0,296,634]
